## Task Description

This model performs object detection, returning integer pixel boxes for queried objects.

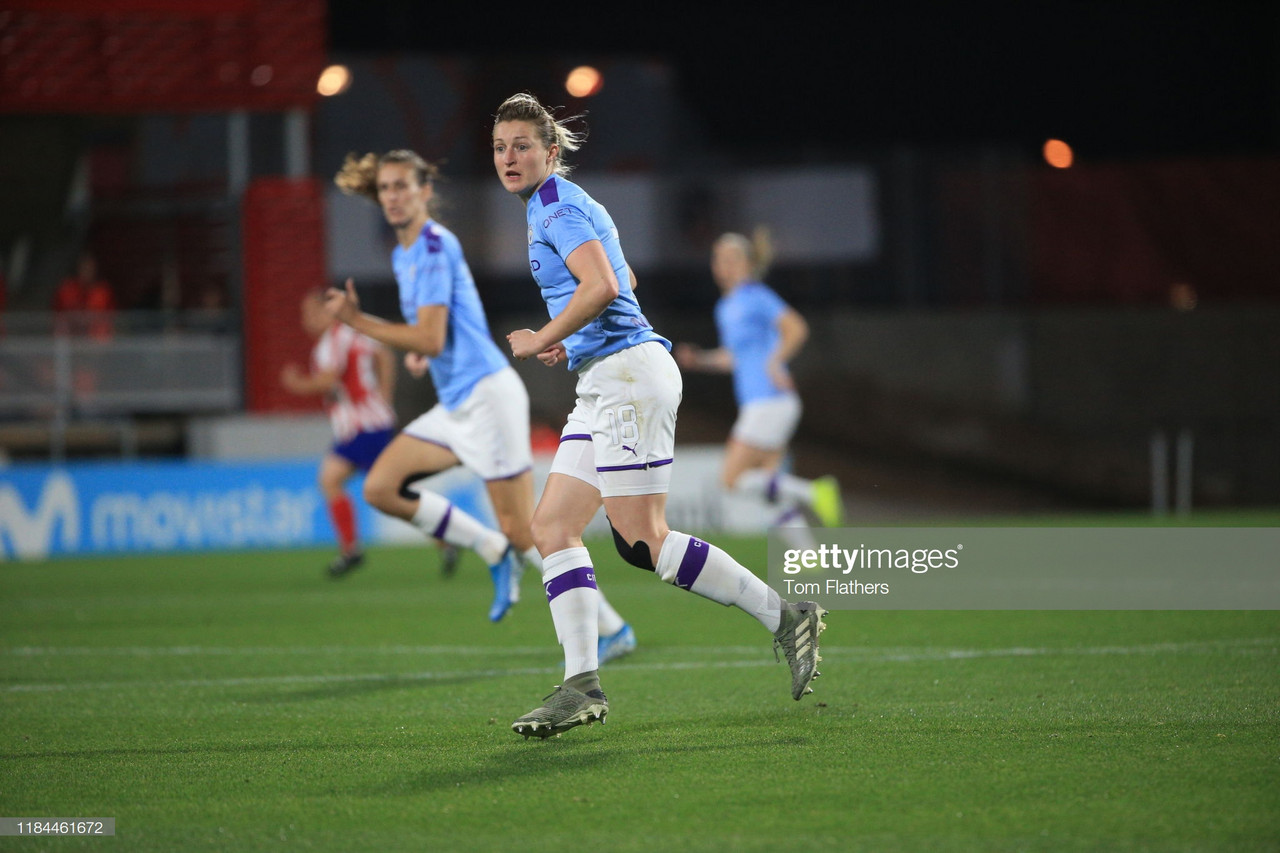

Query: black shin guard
[609,522,656,571]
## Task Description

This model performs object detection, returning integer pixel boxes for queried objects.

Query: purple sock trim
[674,537,710,591]
[431,503,452,540]
[775,506,805,525]
[544,566,598,602]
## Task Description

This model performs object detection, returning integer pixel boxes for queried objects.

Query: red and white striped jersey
[312,324,396,442]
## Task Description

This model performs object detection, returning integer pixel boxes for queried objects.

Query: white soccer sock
[735,468,814,508]
[410,491,507,565]
[773,504,818,551]
[541,547,600,680]
[654,531,782,632]
[596,592,626,637]
[510,546,542,605]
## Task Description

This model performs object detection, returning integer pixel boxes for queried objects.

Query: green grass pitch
[2,521,1278,851]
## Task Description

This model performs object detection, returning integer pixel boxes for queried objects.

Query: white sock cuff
[733,468,775,501]
[541,547,592,582]
[410,491,452,536]
[411,491,507,565]
[654,530,715,591]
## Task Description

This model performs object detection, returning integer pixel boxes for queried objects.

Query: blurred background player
[280,289,405,578]
[495,93,823,738]
[329,149,633,643]
[676,228,844,548]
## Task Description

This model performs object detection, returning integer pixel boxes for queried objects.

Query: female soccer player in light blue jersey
[327,151,541,622]
[330,151,634,641]
[676,229,845,547]
[493,93,827,738]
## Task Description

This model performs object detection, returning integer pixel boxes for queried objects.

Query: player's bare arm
[675,342,733,373]
[279,363,339,396]
[767,307,808,391]
[325,278,449,356]
[373,342,396,402]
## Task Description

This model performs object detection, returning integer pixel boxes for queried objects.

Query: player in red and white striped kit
[282,290,399,577]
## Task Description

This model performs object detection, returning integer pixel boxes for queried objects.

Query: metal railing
[0,311,241,459]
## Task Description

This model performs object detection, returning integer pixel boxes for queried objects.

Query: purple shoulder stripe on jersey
[560,433,592,442]
[422,224,442,253]
[537,176,560,206]
[432,503,452,540]
[674,537,709,590]
[544,566,598,602]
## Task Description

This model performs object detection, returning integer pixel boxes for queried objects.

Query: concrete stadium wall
[782,305,1280,505]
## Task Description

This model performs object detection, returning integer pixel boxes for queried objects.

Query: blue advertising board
[0,459,491,561]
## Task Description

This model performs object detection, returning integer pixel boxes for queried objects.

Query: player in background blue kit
[493,93,826,738]
[676,228,844,548]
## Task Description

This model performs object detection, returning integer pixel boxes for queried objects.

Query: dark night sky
[327,2,1279,161]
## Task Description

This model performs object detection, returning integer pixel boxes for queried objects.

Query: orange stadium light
[317,64,352,97]
[1043,138,1074,168]
[565,65,604,98]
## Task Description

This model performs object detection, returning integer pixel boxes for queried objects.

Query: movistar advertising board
[0,460,490,561]
[2,447,762,561]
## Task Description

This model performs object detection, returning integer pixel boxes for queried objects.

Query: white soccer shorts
[730,393,802,451]
[550,341,682,498]
[401,366,532,481]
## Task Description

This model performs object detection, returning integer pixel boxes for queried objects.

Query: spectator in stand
[52,252,116,341]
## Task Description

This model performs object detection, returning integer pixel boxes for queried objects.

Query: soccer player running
[494,93,826,739]
[326,150,532,622]
[675,229,844,549]
[280,289,399,578]
[328,150,634,643]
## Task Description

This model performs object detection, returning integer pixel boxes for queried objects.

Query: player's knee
[610,522,656,571]
[529,511,568,556]
[362,475,394,512]
[396,471,433,501]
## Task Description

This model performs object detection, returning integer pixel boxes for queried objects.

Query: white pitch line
[3,661,779,694]
[2,637,1273,694]
[3,644,559,658]
[4,636,1274,659]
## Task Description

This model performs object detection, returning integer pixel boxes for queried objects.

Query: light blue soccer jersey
[525,176,669,370]
[392,220,508,410]
[714,281,792,406]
